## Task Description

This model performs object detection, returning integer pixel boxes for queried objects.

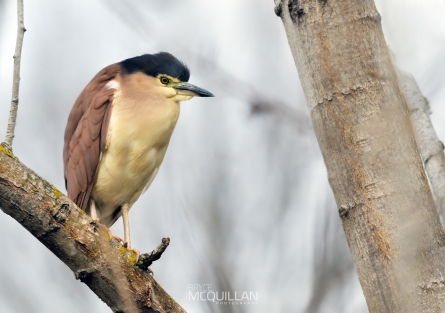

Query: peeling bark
[276,0,445,312]
[0,146,186,313]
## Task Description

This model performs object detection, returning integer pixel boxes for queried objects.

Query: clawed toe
[129,247,140,261]
[106,228,123,243]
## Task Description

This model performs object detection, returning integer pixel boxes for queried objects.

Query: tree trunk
[275,0,445,312]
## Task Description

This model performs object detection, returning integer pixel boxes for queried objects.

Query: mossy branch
[0,148,186,313]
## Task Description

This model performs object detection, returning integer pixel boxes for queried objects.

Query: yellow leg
[90,199,99,222]
[122,203,131,248]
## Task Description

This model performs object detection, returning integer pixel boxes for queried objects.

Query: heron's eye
[160,77,170,85]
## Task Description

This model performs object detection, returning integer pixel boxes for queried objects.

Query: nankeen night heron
[63,52,213,248]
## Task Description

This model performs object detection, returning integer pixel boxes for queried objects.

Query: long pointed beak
[173,82,214,97]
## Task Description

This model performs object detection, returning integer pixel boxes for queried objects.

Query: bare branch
[0,146,186,313]
[188,52,312,131]
[397,67,445,227]
[137,238,170,271]
[4,0,26,150]
[99,3,312,131]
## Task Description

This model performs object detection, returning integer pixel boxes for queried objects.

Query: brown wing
[63,64,120,211]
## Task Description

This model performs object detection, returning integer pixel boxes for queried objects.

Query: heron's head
[119,52,214,102]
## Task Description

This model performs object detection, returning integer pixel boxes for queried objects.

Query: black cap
[119,52,190,82]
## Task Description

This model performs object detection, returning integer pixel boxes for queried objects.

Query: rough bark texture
[276,0,445,312]
[0,146,186,313]
[396,68,445,227]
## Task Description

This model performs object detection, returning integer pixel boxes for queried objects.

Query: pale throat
[171,94,193,103]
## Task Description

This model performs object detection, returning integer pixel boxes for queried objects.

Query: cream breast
[91,77,180,222]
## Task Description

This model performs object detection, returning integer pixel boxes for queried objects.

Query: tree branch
[137,238,170,272]
[396,67,445,227]
[4,0,26,150]
[0,146,186,313]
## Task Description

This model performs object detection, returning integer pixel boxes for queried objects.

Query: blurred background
[0,0,444,312]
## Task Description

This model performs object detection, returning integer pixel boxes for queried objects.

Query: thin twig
[137,238,171,271]
[4,0,26,151]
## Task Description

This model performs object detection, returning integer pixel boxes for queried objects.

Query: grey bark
[276,0,445,312]
[0,146,186,313]
[4,0,25,150]
[396,67,445,227]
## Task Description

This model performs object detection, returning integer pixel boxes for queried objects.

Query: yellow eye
[160,77,170,85]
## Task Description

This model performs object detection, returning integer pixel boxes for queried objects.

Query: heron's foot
[136,238,170,274]
[128,247,140,262]
[106,228,123,243]
[122,240,139,258]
